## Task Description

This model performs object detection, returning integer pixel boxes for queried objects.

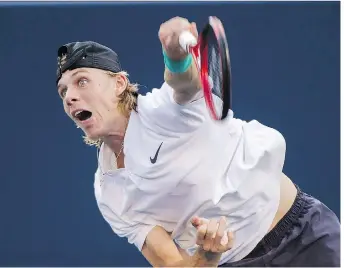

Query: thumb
[191,216,201,227]
[191,216,209,228]
[190,22,198,38]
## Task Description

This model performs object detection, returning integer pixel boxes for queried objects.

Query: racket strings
[207,29,224,115]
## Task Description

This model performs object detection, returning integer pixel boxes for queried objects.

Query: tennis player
[56,17,340,267]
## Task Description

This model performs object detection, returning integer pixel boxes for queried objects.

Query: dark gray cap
[56,41,122,84]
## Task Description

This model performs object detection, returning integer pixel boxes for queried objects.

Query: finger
[190,22,198,38]
[216,230,233,253]
[205,219,217,241]
[158,23,168,40]
[203,219,217,251]
[164,34,173,47]
[177,17,190,28]
[196,224,207,245]
[225,231,234,250]
[214,217,227,249]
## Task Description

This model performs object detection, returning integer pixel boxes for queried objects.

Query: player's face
[57,68,127,141]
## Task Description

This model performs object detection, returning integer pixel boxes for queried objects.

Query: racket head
[192,16,232,121]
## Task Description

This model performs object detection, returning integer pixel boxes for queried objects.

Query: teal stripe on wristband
[163,50,192,73]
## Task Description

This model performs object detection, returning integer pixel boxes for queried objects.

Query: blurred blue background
[0,1,339,266]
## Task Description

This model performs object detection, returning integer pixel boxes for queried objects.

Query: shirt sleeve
[241,119,286,173]
[97,201,155,251]
[94,168,155,251]
[224,118,286,196]
[137,82,210,133]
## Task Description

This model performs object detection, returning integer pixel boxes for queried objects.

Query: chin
[84,133,101,142]
[81,128,98,140]
[83,127,107,142]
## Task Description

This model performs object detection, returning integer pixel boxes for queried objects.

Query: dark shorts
[220,186,340,267]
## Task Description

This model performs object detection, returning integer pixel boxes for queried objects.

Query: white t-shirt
[94,82,286,264]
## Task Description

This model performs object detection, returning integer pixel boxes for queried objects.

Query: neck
[102,114,129,154]
[103,135,124,154]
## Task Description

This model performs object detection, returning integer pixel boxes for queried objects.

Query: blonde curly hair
[83,70,139,148]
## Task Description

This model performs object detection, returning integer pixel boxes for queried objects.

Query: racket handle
[179,31,197,53]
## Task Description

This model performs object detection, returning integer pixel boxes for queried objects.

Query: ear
[114,73,127,97]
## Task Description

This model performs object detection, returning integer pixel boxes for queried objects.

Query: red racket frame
[188,16,231,121]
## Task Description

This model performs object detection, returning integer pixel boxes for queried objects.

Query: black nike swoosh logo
[150,142,163,164]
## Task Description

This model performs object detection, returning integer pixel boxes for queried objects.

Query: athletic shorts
[220,185,340,267]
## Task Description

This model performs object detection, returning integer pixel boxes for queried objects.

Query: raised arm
[142,217,233,267]
[159,17,202,105]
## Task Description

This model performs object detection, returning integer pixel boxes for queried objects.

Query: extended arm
[164,57,201,105]
[159,17,202,105]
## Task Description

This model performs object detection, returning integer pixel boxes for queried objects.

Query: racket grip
[179,31,197,53]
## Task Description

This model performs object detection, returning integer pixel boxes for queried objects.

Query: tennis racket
[179,16,232,121]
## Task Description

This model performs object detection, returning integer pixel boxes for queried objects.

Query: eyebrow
[57,69,90,90]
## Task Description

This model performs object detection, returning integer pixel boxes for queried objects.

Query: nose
[65,87,80,106]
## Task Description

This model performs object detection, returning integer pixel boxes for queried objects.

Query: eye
[78,78,88,88]
[59,88,67,99]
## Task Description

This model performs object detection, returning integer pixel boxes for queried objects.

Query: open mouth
[74,110,92,121]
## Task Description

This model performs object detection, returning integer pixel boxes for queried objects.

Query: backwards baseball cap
[56,41,122,84]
